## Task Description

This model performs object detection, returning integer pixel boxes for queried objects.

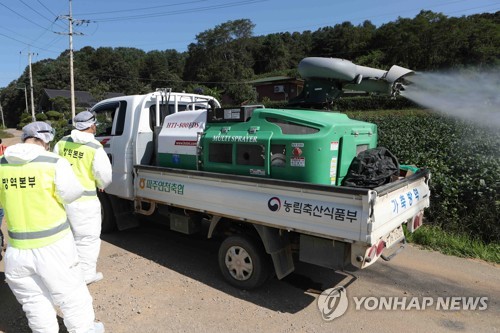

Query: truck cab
[92,89,220,200]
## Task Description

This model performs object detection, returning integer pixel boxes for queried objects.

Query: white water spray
[401,69,500,128]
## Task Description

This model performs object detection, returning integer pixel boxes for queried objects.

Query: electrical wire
[81,0,266,22]
[77,0,209,16]
[1,0,498,88]
[18,0,66,30]
[36,0,58,17]
[0,1,67,54]
[0,2,52,31]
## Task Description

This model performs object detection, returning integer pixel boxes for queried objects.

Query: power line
[0,20,38,40]
[0,31,61,54]
[0,2,66,54]
[0,2,52,31]
[18,0,66,30]
[0,32,28,45]
[77,0,209,16]
[36,0,59,17]
[82,0,265,22]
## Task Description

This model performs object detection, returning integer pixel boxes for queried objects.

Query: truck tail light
[408,211,424,232]
[366,239,386,264]
[376,240,386,255]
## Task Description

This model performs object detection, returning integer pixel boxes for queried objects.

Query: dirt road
[1,221,499,333]
[1,129,22,147]
[0,129,498,332]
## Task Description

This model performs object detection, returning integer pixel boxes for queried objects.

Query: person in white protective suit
[54,111,112,285]
[0,121,104,333]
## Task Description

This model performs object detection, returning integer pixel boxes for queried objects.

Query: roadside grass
[406,225,500,264]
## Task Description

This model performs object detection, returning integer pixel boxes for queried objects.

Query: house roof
[248,76,303,85]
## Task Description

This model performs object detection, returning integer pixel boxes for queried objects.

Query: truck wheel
[98,191,116,233]
[218,235,271,290]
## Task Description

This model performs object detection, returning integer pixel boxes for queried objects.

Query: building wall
[254,81,303,102]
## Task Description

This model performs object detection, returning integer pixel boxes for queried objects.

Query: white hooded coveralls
[1,143,97,333]
[54,129,112,282]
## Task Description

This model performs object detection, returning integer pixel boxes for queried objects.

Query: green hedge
[334,96,419,111]
[348,110,500,243]
[258,96,419,111]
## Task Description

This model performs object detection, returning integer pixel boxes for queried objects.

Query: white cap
[74,111,96,130]
[22,121,55,143]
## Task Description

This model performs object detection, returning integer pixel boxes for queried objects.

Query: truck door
[93,100,133,199]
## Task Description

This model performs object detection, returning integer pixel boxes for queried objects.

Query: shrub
[334,96,419,111]
[35,113,48,121]
[45,110,64,120]
[17,113,34,129]
[348,110,500,243]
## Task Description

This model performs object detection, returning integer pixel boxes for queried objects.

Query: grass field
[347,109,500,265]
[407,225,500,264]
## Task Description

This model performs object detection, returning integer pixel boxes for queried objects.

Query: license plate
[384,226,405,249]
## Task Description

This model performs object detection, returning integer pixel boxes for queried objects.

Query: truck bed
[134,165,430,245]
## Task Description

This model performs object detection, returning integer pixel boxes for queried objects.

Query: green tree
[311,21,375,59]
[89,81,111,104]
[50,96,71,113]
[184,19,256,102]
[259,34,291,73]
[1,10,499,127]
[139,50,186,91]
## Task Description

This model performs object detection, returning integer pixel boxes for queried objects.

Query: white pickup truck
[92,88,430,289]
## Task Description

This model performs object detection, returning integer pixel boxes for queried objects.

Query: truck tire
[218,235,271,290]
[98,191,116,233]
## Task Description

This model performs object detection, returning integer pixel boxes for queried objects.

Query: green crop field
[348,109,500,263]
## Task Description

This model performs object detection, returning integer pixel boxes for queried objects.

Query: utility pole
[24,86,29,114]
[68,0,75,125]
[0,103,5,128]
[28,52,36,122]
[56,0,89,125]
[15,83,29,113]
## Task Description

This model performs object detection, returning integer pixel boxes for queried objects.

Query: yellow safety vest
[57,136,102,202]
[0,153,70,249]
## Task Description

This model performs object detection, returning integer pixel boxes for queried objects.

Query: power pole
[0,103,5,128]
[24,86,29,114]
[56,0,89,125]
[15,83,29,113]
[28,52,36,122]
[68,0,76,125]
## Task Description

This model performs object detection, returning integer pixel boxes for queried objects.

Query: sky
[0,0,498,88]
